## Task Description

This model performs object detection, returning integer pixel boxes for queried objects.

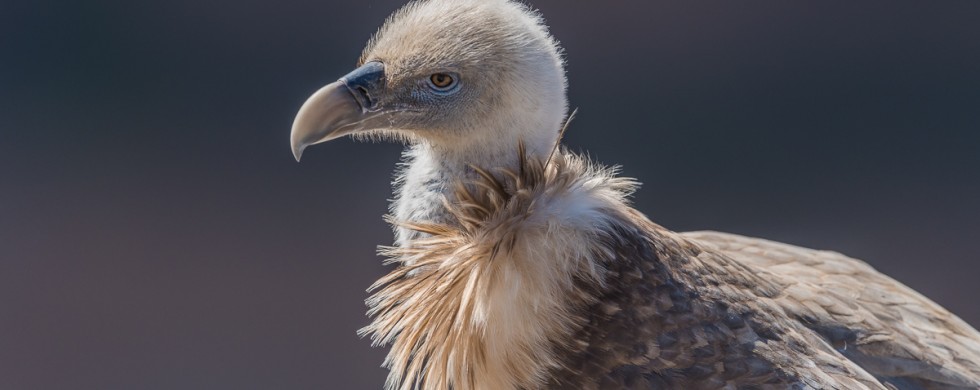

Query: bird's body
[289,0,980,389]
[371,149,980,390]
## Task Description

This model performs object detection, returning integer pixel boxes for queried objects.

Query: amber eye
[428,73,457,91]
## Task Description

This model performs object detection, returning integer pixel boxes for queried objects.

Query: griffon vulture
[289,0,980,389]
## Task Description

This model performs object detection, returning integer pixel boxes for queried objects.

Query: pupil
[434,74,450,87]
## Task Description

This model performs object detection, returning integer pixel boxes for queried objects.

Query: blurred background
[2,0,979,388]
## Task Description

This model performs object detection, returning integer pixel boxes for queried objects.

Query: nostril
[343,83,374,112]
[355,86,372,106]
[340,61,385,111]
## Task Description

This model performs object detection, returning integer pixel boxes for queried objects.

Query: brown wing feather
[549,211,890,389]
[684,231,980,389]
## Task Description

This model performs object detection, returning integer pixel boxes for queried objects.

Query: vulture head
[291,0,568,166]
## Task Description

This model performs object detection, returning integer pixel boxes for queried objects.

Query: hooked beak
[290,61,386,161]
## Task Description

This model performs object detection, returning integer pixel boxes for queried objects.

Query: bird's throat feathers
[364,148,639,390]
[393,133,553,245]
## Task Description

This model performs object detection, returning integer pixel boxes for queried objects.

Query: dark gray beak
[290,61,386,162]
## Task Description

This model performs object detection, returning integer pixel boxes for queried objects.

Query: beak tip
[289,80,365,164]
[291,142,305,162]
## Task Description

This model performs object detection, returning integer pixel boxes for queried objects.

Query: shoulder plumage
[685,231,980,389]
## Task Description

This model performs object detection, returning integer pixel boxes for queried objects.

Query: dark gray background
[2,1,978,389]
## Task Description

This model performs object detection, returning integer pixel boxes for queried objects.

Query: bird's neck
[370,147,643,390]
[391,137,552,246]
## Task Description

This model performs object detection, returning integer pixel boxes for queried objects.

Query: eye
[427,73,458,92]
